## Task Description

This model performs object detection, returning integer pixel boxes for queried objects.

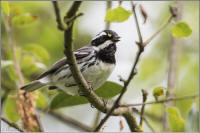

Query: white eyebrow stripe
[93,40,113,51]
[92,32,107,40]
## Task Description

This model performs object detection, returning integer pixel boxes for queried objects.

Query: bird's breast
[82,60,115,89]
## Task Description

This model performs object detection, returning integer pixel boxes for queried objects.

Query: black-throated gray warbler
[21,30,120,95]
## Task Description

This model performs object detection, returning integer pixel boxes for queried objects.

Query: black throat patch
[96,43,116,64]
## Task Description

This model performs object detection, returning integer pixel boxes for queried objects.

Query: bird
[21,30,120,96]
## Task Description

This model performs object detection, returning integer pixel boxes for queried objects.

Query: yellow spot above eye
[107,33,112,37]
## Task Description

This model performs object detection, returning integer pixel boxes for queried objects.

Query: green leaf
[22,44,50,62]
[12,13,37,26]
[166,107,185,132]
[36,91,47,109]
[50,93,88,109]
[172,22,192,37]
[1,1,10,16]
[95,81,122,99]
[50,81,122,109]
[4,96,20,123]
[105,6,132,22]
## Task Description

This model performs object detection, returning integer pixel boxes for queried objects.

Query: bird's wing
[36,45,93,80]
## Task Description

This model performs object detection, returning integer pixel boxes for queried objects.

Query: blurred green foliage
[4,95,20,123]
[166,107,185,131]
[12,13,37,26]
[1,1,10,16]
[1,1,199,132]
[36,91,47,109]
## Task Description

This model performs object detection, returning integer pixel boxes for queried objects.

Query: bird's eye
[107,33,112,38]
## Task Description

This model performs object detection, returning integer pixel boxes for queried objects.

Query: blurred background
[1,1,199,132]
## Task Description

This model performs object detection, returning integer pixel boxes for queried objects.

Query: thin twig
[143,15,173,47]
[52,1,184,132]
[94,3,145,131]
[52,1,66,31]
[139,89,148,127]
[64,12,84,25]
[1,117,25,132]
[94,48,142,131]
[53,1,140,132]
[120,94,198,107]
[139,4,148,24]
[132,107,156,132]
[131,2,143,44]
[105,1,112,30]
[48,110,92,132]
[132,107,162,122]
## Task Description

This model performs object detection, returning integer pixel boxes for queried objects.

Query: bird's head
[91,30,120,52]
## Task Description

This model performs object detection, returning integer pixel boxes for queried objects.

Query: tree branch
[132,108,156,132]
[132,2,143,44]
[1,117,25,132]
[51,1,187,132]
[52,1,180,132]
[139,89,148,127]
[132,108,163,122]
[143,15,173,47]
[94,3,147,131]
[105,1,112,30]
[52,1,141,132]
[95,1,176,131]
[52,1,67,31]
[120,94,198,107]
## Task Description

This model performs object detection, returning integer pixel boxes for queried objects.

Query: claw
[90,103,95,108]
[101,97,108,112]
[78,82,93,96]
[78,89,86,96]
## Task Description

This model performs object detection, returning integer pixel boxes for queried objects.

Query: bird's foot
[77,81,94,96]
[90,98,107,110]
[88,83,94,94]
[78,89,86,96]
[101,97,108,112]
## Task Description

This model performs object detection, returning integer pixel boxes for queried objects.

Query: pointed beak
[112,36,121,42]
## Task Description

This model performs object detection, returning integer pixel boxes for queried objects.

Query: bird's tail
[20,80,46,92]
